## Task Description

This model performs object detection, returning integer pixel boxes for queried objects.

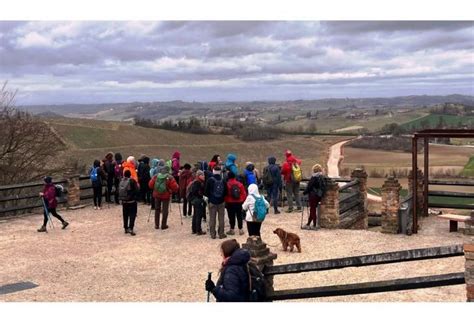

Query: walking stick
[147,205,153,223]
[41,197,54,230]
[178,198,183,225]
[206,272,212,302]
[300,202,304,229]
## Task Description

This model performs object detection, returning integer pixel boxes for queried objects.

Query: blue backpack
[251,194,267,222]
[90,167,99,183]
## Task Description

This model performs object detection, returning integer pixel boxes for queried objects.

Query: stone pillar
[242,236,278,297]
[319,178,339,228]
[465,212,474,302]
[66,175,81,208]
[381,176,402,234]
[351,168,368,229]
[408,169,424,217]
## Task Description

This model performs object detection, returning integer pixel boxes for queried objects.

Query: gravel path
[0,204,467,302]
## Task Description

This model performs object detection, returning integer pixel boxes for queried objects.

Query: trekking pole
[41,197,54,230]
[300,202,304,229]
[178,199,183,225]
[147,206,152,223]
[207,272,212,302]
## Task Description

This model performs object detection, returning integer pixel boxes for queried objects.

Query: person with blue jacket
[224,153,239,177]
[205,239,251,302]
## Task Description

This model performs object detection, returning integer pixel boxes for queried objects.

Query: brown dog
[273,228,301,253]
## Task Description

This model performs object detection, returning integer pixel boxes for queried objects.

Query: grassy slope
[462,156,474,177]
[48,117,348,175]
[277,111,426,133]
[400,113,474,129]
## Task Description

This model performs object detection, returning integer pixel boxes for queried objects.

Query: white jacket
[242,184,270,222]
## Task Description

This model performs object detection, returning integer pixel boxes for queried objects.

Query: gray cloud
[0,21,472,104]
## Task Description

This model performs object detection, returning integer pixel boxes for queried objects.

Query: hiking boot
[125,228,130,234]
[286,208,294,213]
[296,207,302,211]
[274,210,281,214]
[301,224,311,230]
[37,225,47,233]
[210,234,216,239]
[226,229,235,235]
[311,226,319,231]
[197,231,206,236]
[219,234,227,239]
[130,230,136,236]
[94,206,97,210]
[155,225,159,230]
[239,229,245,235]
[61,221,69,230]
[161,225,169,230]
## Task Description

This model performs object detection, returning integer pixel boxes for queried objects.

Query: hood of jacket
[286,155,298,164]
[248,183,260,197]
[151,158,159,168]
[172,151,180,159]
[268,156,276,165]
[226,249,251,267]
[225,153,237,165]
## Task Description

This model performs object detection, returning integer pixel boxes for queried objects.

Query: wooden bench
[437,214,471,232]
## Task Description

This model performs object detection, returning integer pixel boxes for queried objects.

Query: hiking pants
[122,202,137,230]
[285,181,301,210]
[43,208,65,227]
[308,195,322,226]
[226,203,243,230]
[267,184,280,212]
[140,182,151,204]
[105,177,114,203]
[192,199,205,233]
[155,198,170,229]
[246,221,262,237]
[182,198,192,216]
[93,185,102,207]
[114,178,120,205]
[209,202,225,238]
[172,176,180,201]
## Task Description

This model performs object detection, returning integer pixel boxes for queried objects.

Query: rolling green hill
[400,113,474,130]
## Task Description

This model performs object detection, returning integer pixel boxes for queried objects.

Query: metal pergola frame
[411,129,474,234]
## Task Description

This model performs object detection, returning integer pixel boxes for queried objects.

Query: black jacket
[213,249,251,302]
[303,173,324,197]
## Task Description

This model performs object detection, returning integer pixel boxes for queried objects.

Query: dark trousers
[308,195,321,226]
[105,178,114,203]
[43,208,65,226]
[93,185,102,207]
[172,176,180,201]
[192,199,206,233]
[114,178,120,205]
[267,185,280,212]
[226,203,243,230]
[155,198,170,228]
[183,198,192,216]
[246,221,262,237]
[122,202,137,230]
[140,182,151,204]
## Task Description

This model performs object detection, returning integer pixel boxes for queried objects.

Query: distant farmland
[400,113,474,130]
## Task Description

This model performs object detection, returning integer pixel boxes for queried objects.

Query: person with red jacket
[224,171,247,236]
[179,163,194,217]
[280,150,302,212]
[37,176,69,232]
[149,165,179,230]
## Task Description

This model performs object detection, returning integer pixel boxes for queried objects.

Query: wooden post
[412,135,418,234]
[423,137,429,217]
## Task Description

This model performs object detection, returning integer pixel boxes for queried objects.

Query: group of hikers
[38,149,327,238]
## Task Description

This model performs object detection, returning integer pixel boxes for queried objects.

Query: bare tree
[0,82,66,185]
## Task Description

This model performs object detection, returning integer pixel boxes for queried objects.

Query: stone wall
[381,176,402,234]
[319,179,339,228]
[350,168,368,229]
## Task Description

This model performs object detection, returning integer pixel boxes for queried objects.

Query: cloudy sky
[0,21,473,104]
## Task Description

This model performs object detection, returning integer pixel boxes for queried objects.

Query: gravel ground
[0,203,467,302]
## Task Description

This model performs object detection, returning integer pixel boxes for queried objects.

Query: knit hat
[44,176,52,184]
[160,165,170,174]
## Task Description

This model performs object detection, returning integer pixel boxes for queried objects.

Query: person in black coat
[205,239,250,302]
[302,164,326,230]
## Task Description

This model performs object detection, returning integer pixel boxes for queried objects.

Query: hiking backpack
[230,183,241,200]
[186,180,196,202]
[262,166,274,186]
[291,163,302,183]
[118,177,132,201]
[251,194,267,222]
[247,262,267,302]
[54,184,66,199]
[314,175,327,198]
[211,178,225,199]
[154,175,169,194]
[90,167,99,183]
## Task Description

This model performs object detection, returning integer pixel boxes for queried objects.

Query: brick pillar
[242,236,278,297]
[66,175,81,208]
[381,176,402,234]
[408,169,424,217]
[465,212,474,302]
[351,168,368,229]
[319,178,339,228]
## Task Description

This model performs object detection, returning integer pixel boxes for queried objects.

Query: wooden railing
[263,245,465,301]
[428,179,474,210]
